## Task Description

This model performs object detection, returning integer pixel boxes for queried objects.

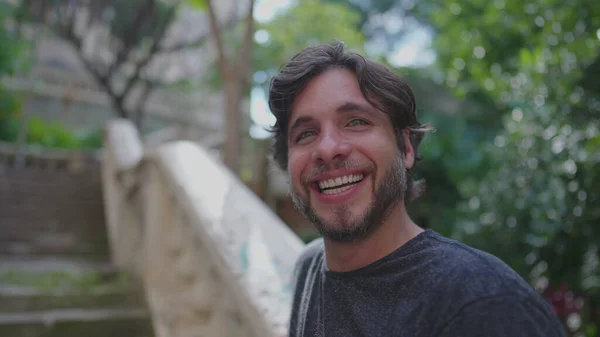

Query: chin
[312,209,373,241]
[323,221,363,235]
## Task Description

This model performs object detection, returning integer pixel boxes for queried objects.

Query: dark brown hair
[268,41,433,202]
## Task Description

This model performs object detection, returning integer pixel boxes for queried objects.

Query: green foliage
[321,0,396,30]
[108,0,175,46]
[27,117,78,148]
[409,0,600,334]
[408,109,495,236]
[0,4,100,152]
[0,2,28,117]
[78,128,104,149]
[411,0,600,102]
[412,0,600,279]
[0,116,102,149]
[253,0,366,88]
[187,0,208,11]
[0,114,20,141]
[0,3,25,75]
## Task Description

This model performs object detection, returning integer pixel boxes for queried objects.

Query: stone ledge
[0,142,101,171]
[0,308,147,324]
[0,285,144,313]
[0,308,152,337]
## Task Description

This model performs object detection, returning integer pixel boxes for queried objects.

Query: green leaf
[187,0,208,11]
[519,48,533,66]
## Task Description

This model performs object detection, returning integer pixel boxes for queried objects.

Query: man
[267,41,566,337]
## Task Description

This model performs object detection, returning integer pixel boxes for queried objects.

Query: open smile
[310,172,368,204]
[316,173,364,194]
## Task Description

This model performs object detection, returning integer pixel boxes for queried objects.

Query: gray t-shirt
[288,229,566,337]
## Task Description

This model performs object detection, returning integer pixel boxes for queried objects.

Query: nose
[311,127,351,165]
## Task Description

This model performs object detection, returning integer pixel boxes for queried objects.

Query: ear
[401,129,415,169]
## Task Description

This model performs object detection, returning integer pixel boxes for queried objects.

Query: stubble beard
[290,153,407,243]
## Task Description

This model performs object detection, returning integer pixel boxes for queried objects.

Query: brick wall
[0,144,108,259]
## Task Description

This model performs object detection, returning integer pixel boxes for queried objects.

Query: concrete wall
[0,143,108,258]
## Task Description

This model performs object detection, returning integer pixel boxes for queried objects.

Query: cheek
[357,131,396,154]
[354,136,398,177]
[287,150,311,187]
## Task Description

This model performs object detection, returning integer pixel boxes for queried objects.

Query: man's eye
[348,118,368,127]
[296,130,316,142]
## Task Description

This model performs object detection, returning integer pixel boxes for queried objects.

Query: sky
[249,0,435,139]
[254,0,292,22]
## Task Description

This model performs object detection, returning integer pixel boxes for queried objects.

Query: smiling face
[287,68,411,242]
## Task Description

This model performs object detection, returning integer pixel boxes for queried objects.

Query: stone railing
[102,119,305,337]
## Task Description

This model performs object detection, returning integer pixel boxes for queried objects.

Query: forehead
[290,68,368,122]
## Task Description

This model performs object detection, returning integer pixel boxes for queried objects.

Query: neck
[323,204,423,272]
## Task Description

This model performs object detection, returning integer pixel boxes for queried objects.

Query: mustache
[302,160,374,185]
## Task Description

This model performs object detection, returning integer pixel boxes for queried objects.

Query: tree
[409,1,600,335]
[15,0,236,129]
[192,0,256,174]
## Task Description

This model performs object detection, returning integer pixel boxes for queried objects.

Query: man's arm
[437,295,567,337]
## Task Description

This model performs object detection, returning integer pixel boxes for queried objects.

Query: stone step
[0,255,114,274]
[0,285,145,312]
[0,256,148,313]
[0,308,153,337]
[0,238,109,258]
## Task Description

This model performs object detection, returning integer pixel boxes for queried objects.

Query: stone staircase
[0,144,154,337]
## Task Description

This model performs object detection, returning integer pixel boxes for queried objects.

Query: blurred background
[0,0,598,336]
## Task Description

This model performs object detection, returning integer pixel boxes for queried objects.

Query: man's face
[286,68,409,242]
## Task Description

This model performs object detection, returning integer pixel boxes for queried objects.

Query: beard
[290,152,407,243]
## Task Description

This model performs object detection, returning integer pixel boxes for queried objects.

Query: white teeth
[323,184,354,194]
[317,174,364,191]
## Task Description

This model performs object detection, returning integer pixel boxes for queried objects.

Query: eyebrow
[288,101,378,136]
[335,101,377,115]
[289,116,314,135]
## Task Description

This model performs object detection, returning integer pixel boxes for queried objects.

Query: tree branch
[133,81,155,129]
[235,0,255,87]
[24,0,184,121]
[105,0,155,77]
[206,0,230,77]
[54,9,130,117]
[158,32,211,53]
[158,12,238,54]
[56,7,103,84]
[117,4,178,106]
[14,0,32,36]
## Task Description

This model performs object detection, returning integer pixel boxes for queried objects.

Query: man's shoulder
[420,231,544,305]
[397,231,561,335]
[425,232,529,289]
[295,237,325,268]
[292,237,324,279]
